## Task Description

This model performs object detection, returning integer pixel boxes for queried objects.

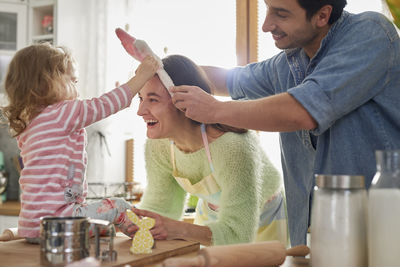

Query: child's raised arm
[126,56,159,95]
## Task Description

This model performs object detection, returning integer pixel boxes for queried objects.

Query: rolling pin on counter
[162,241,310,267]
[0,227,20,241]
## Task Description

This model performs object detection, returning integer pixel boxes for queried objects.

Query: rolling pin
[162,241,309,267]
[0,228,21,241]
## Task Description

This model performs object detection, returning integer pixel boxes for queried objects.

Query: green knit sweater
[138,131,282,245]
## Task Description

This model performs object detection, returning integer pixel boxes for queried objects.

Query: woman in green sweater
[134,55,288,246]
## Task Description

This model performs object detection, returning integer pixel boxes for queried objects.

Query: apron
[170,124,288,245]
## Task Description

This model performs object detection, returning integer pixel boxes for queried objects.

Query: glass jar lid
[315,174,365,189]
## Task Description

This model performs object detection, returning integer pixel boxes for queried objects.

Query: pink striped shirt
[17,85,133,238]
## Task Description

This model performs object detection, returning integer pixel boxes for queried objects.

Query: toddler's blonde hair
[2,43,77,136]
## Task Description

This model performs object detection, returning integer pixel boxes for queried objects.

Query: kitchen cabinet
[28,0,56,44]
[0,0,27,55]
[0,0,27,98]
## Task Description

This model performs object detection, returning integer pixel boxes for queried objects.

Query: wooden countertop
[0,236,309,267]
[0,201,20,216]
[0,235,200,267]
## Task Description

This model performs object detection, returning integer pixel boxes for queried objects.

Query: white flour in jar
[368,188,400,267]
[310,189,367,267]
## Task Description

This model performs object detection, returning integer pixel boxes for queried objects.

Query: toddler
[1,43,159,242]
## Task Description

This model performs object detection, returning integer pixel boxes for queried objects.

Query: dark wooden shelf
[0,201,20,216]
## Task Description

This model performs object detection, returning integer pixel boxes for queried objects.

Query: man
[170,0,400,246]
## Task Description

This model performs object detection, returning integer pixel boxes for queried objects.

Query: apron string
[170,141,176,171]
[170,124,215,173]
[201,124,215,172]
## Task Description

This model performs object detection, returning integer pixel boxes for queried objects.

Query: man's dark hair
[297,0,347,24]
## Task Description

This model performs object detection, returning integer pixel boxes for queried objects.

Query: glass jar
[368,150,400,267]
[311,175,367,267]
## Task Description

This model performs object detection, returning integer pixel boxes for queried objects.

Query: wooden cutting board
[0,236,200,266]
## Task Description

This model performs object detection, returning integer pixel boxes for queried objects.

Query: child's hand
[132,207,175,240]
[127,56,159,94]
[116,210,139,238]
[137,55,160,79]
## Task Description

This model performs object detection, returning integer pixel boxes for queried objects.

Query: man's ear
[314,5,333,27]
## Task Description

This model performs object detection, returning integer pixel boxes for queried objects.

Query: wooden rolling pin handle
[0,228,20,241]
[162,242,310,267]
[200,241,286,267]
[286,245,310,257]
[162,254,207,267]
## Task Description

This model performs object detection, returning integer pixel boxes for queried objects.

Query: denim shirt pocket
[298,130,317,151]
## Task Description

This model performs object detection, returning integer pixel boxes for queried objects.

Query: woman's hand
[132,208,179,240]
[133,207,213,246]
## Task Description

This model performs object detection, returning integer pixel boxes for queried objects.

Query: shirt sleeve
[227,52,287,100]
[138,139,187,220]
[289,13,397,134]
[61,84,134,133]
[206,133,269,245]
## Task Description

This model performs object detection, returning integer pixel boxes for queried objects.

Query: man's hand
[170,85,221,123]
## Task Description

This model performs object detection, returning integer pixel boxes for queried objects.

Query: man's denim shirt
[227,11,400,246]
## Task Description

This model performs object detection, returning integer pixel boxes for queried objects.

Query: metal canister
[40,217,90,266]
[310,175,367,267]
[40,216,117,266]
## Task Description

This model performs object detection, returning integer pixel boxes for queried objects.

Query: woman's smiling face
[137,76,183,139]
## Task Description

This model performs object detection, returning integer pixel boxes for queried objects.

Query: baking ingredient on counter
[126,209,155,254]
[66,257,100,267]
[162,241,309,267]
[368,189,400,267]
[310,175,367,267]
[368,150,400,267]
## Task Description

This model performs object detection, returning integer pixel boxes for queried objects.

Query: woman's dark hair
[162,54,247,134]
[297,0,347,24]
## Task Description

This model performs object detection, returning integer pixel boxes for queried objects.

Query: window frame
[236,0,258,65]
